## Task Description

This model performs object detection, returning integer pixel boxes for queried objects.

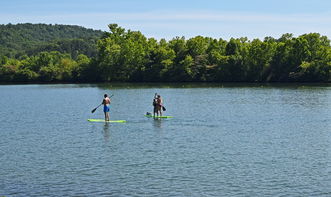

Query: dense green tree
[246,39,276,81]
[222,38,248,81]
[96,24,150,81]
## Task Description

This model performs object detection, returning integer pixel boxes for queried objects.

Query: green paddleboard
[88,119,126,123]
[144,115,173,118]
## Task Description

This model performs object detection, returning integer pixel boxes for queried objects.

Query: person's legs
[157,106,162,116]
[104,105,110,121]
[153,107,157,117]
[106,112,110,121]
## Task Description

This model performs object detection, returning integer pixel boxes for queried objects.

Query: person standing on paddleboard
[153,94,163,117]
[102,94,111,121]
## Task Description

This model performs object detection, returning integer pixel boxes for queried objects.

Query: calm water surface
[0,83,330,197]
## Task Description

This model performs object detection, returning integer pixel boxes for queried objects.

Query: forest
[0,23,330,83]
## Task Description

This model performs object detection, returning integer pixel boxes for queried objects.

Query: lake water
[0,83,330,197]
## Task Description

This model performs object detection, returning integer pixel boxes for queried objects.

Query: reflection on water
[152,118,163,128]
[92,82,331,90]
[103,123,111,141]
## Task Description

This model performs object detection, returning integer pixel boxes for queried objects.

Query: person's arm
[153,93,157,105]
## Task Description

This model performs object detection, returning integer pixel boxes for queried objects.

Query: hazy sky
[1,0,330,40]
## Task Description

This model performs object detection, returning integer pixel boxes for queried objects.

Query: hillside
[0,23,104,58]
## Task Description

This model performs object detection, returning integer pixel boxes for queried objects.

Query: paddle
[91,94,114,113]
[91,104,102,113]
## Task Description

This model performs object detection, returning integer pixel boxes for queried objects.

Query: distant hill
[0,23,104,58]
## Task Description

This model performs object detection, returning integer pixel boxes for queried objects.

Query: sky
[1,0,330,40]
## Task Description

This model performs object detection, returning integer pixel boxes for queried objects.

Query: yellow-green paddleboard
[144,115,173,118]
[88,119,126,123]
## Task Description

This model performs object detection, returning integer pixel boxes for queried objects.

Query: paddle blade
[162,106,166,111]
[91,108,97,113]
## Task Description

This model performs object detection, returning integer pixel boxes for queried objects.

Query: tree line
[0,23,330,83]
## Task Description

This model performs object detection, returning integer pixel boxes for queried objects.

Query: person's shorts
[103,105,110,112]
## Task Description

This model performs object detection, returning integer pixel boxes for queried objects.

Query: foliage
[0,23,103,58]
[0,24,330,83]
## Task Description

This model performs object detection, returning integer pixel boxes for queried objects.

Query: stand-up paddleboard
[88,119,126,123]
[144,114,173,118]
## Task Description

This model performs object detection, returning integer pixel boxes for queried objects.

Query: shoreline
[1,81,330,87]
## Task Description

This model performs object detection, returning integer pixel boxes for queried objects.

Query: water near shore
[0,83,330,196]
